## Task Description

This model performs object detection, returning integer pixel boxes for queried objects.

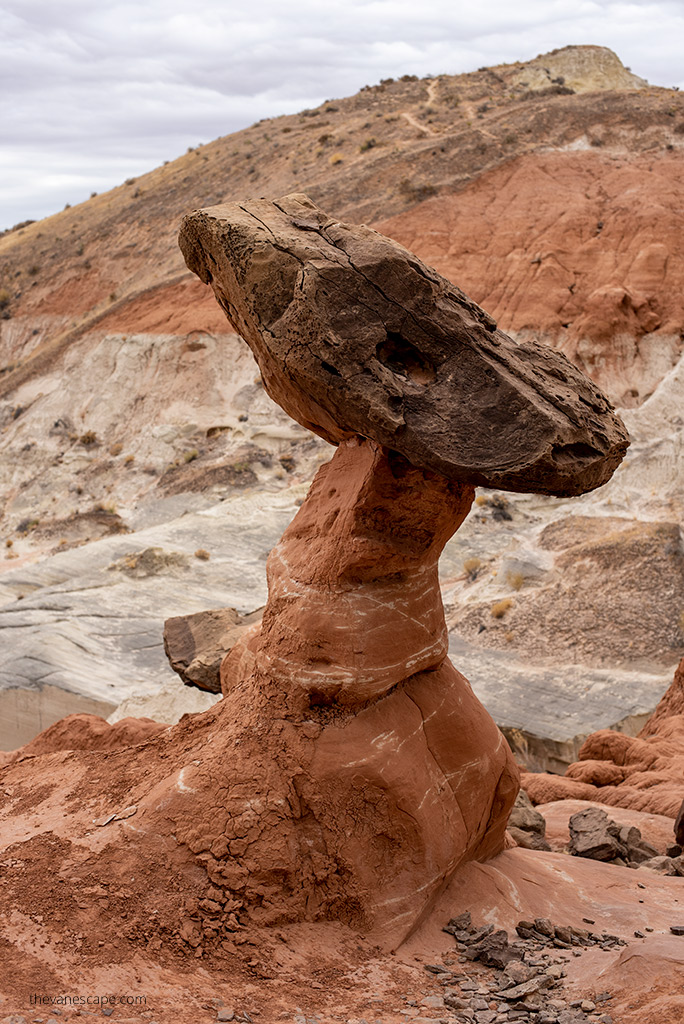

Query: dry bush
[491,598,513,619]
[463,556,482,580]
[506,570,525,591]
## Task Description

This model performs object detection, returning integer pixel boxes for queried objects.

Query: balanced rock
[0,196,629,958]
[179,193,629,496]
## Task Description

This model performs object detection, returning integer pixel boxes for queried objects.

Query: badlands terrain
[0,44,683,1024]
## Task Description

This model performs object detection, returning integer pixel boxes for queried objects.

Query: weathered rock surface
[179,193,629,496]
[0,483,302,748]
[254,436,474,706]
[378,148,684,409]
[451,514,684,670]
[0,712,165,768]
[567,805,659,864]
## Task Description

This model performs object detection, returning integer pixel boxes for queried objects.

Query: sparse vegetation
[463,557,482,580]
[0,289,10,310]
[359,138,377,152]
[79,431,98,446]
[194,548,211,561]
[491,598,513,619]
[329,153,343,165]
[506,570,525,591]
[399,179,437,203]
[17,517,40,534]
[109,443,123,456]
[183,449,199,463]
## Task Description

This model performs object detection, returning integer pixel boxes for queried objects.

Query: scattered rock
[568,806,625,861]
[508,790,551,851]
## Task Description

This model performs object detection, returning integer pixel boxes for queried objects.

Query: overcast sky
[2,0,683,231]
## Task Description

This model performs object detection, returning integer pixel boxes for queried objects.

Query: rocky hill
[0,44,683,763]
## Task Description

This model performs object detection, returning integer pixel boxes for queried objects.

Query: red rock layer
[254,437,474,706]
[377,150,684,405]
[0,712,165,768]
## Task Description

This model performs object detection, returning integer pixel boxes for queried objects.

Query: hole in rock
[552,441,601,465]
[321,360,341,377]
[386,449,413,478]
[376,331,436,383]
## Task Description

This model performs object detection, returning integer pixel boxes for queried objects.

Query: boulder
[568,806,624,861]
[508,789,551,851]
[179,193,628,496]
[163,606,263,693]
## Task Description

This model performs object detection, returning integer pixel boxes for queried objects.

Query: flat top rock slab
[179,193,629,496]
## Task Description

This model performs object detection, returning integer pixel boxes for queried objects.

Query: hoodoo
[171,193,629,942]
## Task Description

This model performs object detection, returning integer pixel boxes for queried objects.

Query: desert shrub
[0,289,10,310]
[491,598,513,619]
[399,179,437,202]
[194,549,210,561]
[17,517,40,534]
[183,449,199,463]
[463,557,482,580]
[79,431,98,446]
[329,153,343,165]
[359,138,377,152]
[506,570,525,591]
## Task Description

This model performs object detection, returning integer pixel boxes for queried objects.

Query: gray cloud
[2,0,683,229]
